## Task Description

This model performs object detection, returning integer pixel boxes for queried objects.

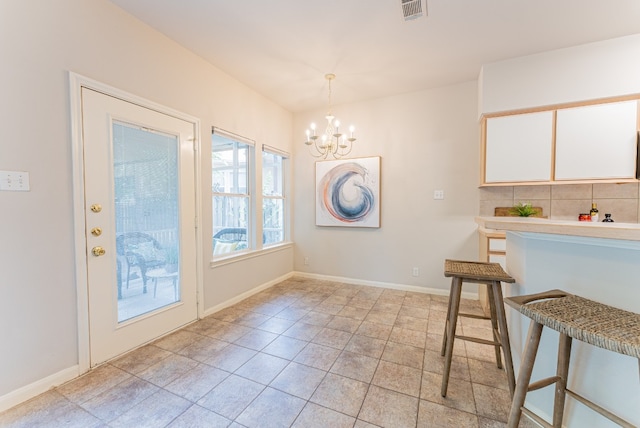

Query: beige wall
[292,81,481,292]
[479,34,640,115]
[0,0,292,403]
[480,183,640,223]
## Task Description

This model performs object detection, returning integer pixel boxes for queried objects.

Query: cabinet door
[555,100,638,180]
[485,111,554,183]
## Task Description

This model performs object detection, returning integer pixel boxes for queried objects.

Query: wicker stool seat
[441,259,516,397]
[505,290,640,428]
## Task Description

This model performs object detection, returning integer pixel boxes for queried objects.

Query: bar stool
[441,259,516,397]
[505,290,640,428]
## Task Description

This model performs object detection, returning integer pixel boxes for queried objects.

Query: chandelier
[304,74,356,159]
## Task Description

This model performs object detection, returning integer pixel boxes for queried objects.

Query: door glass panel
[113,121,180,322]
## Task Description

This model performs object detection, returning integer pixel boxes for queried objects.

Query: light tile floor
[0,277,537,428]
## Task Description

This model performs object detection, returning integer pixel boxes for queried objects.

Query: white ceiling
[109,0,640,113]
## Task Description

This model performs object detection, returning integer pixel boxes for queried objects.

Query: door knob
[90,204,102,213]
[92,246,106,256]
[91,227,102,236]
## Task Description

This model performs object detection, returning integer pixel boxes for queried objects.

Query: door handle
[91,227,102,236]
[92,246,106,257]
[90,204,102,213]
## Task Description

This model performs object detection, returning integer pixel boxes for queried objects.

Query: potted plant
[509,202,539,217]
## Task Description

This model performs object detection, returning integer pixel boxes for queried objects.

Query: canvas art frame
[315,156,381,228]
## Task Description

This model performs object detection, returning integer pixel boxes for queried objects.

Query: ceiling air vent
[401,0,425,21]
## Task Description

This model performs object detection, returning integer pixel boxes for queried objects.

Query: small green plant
[509,202,538,217]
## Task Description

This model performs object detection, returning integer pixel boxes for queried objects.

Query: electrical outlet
[433,190,444,200]
[412,267,419,277]
[304,257,309,265]
[0,170,30,191]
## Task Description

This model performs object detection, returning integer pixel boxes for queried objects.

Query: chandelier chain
[327,77,332,116]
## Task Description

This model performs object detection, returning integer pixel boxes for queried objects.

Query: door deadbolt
[92,246,106,257]
[90,204,102,213]
[91,227,102,236]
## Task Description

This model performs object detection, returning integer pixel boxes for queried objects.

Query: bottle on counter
[602,213,614,222]
[590,203,599,222]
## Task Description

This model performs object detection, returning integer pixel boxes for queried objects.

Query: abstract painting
[315,156,381,228]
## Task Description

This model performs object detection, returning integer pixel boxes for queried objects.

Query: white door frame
[69,72,204,374]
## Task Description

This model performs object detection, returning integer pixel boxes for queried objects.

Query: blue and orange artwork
[315,156,380,228]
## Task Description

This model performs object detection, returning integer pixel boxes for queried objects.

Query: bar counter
[475,216,639,427]
[476,215,640,241]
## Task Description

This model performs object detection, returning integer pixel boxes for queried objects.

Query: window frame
[262,145,289,247]
[211,128,255,258]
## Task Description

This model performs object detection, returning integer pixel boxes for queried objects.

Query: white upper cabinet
[484,111,554,183]
[555,100,638,180]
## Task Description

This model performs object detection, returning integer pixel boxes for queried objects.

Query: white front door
[81,87,198,366]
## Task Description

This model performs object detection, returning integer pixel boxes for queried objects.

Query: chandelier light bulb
[320,134,327,148]
[339,135,348,149]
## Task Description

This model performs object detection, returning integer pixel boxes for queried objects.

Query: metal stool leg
[508,320,544,428]
[441,276,463,397]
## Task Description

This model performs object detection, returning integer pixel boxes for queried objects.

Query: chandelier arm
[306,140,327,158]
[335,141,354,158]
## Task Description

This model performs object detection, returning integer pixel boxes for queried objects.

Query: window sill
[209,241,293,268]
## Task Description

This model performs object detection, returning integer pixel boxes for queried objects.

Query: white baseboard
[201,270,477,319]
[1,270,470,414]
[202,271,295,318]
[0,365,80,413]
[294,271,479,300]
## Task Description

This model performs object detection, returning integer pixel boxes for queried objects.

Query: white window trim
[213,127,256,147]
[212,128,256,258]
[262,144,289,158]
[261,145,289,246]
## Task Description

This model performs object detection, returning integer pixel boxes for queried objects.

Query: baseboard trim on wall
[294,271,479,301]
[201,271,296,318]
[1,270,474,414]
[202,270,478,320]
[0,365,79,413]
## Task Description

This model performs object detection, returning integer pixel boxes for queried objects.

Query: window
[212,129,253,256]
[262,146,288,245]
[211,128,289,259]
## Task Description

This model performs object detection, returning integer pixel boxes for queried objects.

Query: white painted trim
[0,365,79,413]
[294,271,478,300]
[69,72,91,374]
[212,127,256,147]
[202,269,475,319]
[2,268,462,412]
[262,144,290,158]
[202,271,295,318]
[68,71,203,374]
[193,124,205,319]
[209,242,293,268]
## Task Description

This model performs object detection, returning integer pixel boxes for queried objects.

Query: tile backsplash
[479,182,640,223]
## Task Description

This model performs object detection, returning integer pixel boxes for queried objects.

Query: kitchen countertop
[476,216,640,241]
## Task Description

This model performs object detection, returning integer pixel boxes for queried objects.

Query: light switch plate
[0,170,30,191]
[433,190,444,200]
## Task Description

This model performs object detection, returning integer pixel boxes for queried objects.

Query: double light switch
[0,170,30,191]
